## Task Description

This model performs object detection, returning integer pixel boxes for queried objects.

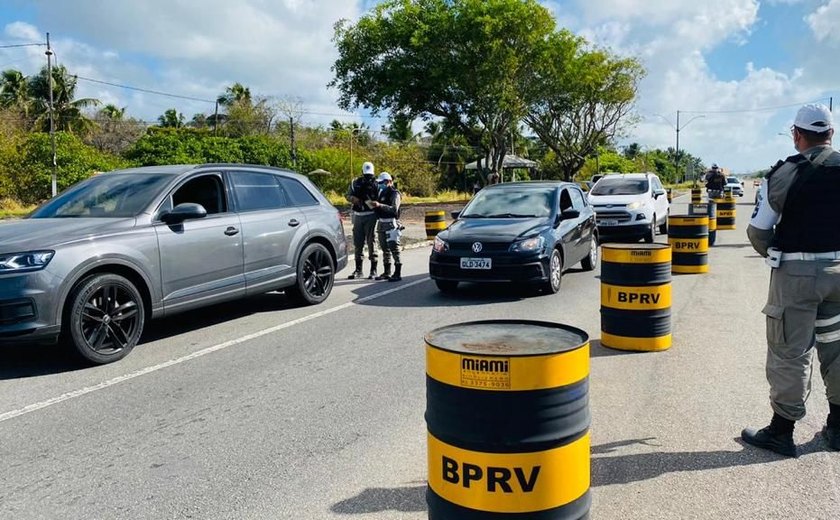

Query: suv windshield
[726,177,739,184]
[29,173,172,218]
[461,187,554,218]
[591,178,649,196]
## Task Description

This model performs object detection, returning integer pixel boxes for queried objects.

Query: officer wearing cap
[345,161,379,279]
[368,172,403,282]
[744,103,840,456]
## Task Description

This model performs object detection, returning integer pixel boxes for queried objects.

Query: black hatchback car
[429,181,598,294]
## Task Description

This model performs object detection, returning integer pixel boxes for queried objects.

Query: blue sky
[2,0,840,173]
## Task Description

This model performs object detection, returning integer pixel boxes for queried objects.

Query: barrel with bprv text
[691,188,703,204]
[714,196,736,230]
[425,320,591,519]
[600,244,672,352]
[669,214,709,274]
[425,210,447,239]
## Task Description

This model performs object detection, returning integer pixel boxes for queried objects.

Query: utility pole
[46,32,57,197]
[213,100,219,136]
[290,116,297,167]
[675,110,680,183]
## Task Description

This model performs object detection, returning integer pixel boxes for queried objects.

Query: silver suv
[0,164,347,364]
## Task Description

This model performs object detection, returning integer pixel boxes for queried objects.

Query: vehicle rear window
[280,178,319,207]
[232,171,290,211]
[590,178,649,196]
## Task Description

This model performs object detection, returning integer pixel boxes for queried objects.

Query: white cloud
[807,0,840,43]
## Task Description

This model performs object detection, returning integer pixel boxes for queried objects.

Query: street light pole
[675,110,680,182]
[46,32,57,197]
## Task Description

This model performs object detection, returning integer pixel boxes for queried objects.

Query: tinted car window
[30,173,172,219]
[171,174,227,214]
[232,171,289,211]
[280,177,319,207]
[461,188,554,218]
[590,178,650,196]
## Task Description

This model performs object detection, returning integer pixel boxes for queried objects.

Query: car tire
[66,273,145,365]
[644,216,656,244]
[435,280,459,293]
[659,212,669,235]
[286,242,335,305]
[541,249,563,294]
[581,234,598,271]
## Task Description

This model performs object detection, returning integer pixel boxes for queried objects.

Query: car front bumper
[429,252,550,283]
[596,222,651,239]
[0,271,62,343]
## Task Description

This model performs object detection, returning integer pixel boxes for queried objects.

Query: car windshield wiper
[484,213,537,218]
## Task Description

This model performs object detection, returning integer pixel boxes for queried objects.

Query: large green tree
[524,31,644,181]
[0,69,31,119]
[330,0,555,177]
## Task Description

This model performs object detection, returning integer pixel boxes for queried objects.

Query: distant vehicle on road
[0,164,347,364]
[725,176,744,197]
[587,173,670,243]
[429,181,598,294]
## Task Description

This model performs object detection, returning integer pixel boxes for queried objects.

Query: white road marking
[0,278,430,424]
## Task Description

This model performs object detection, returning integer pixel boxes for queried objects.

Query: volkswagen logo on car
[472,242,483,253]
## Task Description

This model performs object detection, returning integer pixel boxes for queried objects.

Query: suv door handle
[224,226,239,236]
[288,219,300,227]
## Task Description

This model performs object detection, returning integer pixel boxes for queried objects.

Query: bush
[2,132,127,204]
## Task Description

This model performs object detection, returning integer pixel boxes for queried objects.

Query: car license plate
[460,257,491,269]
[600,219,619,226]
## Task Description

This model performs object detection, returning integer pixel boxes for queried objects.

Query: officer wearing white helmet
[368,172,403,281]
[345,161,379,279]
[744,103,840,456]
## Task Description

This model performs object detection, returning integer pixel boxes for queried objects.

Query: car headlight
[510,236,545,253]
[433,236,449,253]
[625,201,642,210]
[0,250,55,273]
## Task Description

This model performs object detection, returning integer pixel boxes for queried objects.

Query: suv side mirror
[450,211,461,220]
[560,208,580,220]
[653,188,666,199]
[160,202,208,224]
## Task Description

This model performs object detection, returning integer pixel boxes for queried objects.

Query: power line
[74,75,217,104]
[0,42,46,49]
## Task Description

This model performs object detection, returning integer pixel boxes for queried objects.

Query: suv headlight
[0,250,55,273]
[625,201,642,210]
[433,236,449,253]
[510,236,545,253]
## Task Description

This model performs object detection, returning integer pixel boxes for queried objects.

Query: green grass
[0,199,33,219]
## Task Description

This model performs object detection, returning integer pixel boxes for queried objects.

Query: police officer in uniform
[345,161,379,279]
[745,103,840,456]
[369,172,403,282]
[705,163,726,198]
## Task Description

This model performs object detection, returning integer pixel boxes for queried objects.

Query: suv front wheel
[644,215,656,244]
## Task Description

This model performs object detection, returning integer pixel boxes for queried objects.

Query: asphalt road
[1,184,838,519]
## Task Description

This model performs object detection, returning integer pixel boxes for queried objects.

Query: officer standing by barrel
[369,172,403,282]
[745,103,840,456]
[346,161,380,279]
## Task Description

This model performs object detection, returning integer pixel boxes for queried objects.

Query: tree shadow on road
[331,483,426,515]
[591,435,825,487]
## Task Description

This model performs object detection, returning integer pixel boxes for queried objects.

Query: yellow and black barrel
[600,244,672,352]
[425,320,590,519]
[691,188,703,204]
[666,188,673,203]
[714,196,736,230]
[668,214,709,274]
[425,210,447,239]
[689,203,717,246]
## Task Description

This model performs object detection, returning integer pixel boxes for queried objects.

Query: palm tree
[99,104,126,121]
[157,108,185,128]
[27,64,100,134]
[0,69,31,116]
[217,82,252,107]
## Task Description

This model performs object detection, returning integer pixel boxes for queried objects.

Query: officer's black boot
[375,263,392,280]
[741,413,797,457]
[347,259,363,279]
[824,402,840,451]
[368,260,378,280]
[388,263,402,282]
